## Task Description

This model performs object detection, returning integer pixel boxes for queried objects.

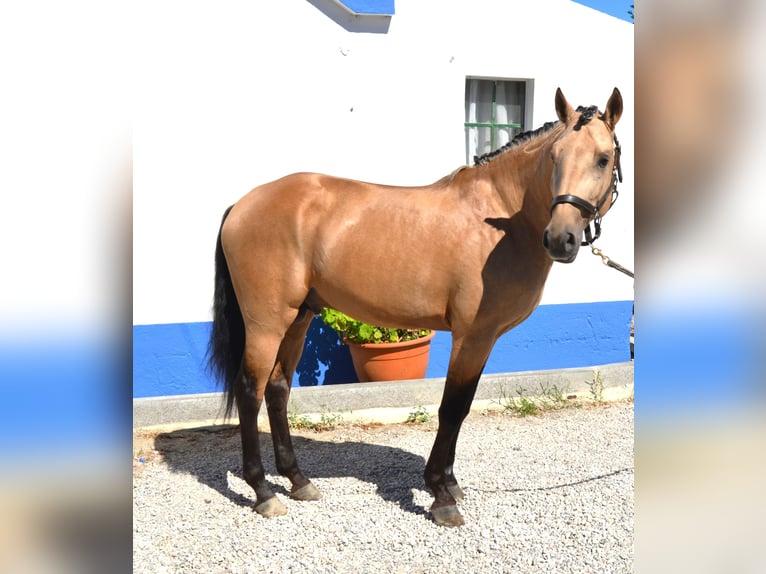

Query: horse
[207,87,624,527]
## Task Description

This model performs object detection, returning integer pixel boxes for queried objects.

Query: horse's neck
[483,140,554,226]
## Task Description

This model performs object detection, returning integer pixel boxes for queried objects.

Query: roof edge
[331,0,394,16]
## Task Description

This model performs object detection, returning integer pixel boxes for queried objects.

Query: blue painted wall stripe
[335,0,395,15]
[133,300,633,398]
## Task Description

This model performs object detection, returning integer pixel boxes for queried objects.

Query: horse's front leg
[424,336,490,526]
[424,376,480,526]
[444,435,466,502]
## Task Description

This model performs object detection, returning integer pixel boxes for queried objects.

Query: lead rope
[590,246,634,278]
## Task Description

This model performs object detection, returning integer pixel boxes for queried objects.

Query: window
[465,78,530,164]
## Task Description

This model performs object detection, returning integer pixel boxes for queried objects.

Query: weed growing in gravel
[316,408,343,431]
[405,405,432,424]
[586,370,605,403]
[497,386,540,416]
[287,401,344,431]
[287,409,314,430]
[496,382,571,416]
[539,382,568,409]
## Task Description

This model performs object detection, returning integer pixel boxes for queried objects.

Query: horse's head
[543,87,623,263]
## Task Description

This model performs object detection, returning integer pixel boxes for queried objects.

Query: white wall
[133,0,633,325]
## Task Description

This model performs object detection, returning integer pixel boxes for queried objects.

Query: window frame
[464,77,534,164]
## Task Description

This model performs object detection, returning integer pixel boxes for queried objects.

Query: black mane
[573,105,598,131]
[473,104,599,166]
[473,121,557,166]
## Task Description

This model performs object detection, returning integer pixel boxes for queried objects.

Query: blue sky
[572,0,633,23]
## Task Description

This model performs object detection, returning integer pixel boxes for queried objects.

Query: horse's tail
[206,205,243,418]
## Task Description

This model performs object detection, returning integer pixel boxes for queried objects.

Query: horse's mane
[473,105,599,166]
[573,105,598,131]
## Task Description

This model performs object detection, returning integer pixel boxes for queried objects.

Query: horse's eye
[597,156,609,169]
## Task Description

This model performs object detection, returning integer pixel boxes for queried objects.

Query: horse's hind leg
[265,308,322,502]
[235,331,290,517]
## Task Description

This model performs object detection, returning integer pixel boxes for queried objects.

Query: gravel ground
[133,402,633,573]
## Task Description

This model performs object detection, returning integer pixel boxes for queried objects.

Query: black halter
[550,135,622,245]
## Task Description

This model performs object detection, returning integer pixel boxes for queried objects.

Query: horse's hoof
[430,504,465,527]
[254,496,287,518]
[447,484,465,501]
[291,481,322,501]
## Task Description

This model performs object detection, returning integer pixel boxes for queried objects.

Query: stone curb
[133,361,633,430]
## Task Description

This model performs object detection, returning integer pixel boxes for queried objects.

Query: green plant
[316,408,343,431]
[538,382,568,409]
[496,382,571,416]
[287,401,344,432]
[406,405,432,424]
[497,386,540,417]
[287,403,315,430]
[586,370,605,403]
[320,308,430,344]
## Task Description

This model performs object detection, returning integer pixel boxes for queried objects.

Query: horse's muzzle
[542,227,579,263]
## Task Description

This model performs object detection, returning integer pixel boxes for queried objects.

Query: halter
[550,134,622,246]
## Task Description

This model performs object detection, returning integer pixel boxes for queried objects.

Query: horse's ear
[603,87,623,130]
[555,87,574,124]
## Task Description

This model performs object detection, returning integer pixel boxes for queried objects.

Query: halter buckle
[582,215,602,246]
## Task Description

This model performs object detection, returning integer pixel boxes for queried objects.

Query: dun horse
[208,88,623,526]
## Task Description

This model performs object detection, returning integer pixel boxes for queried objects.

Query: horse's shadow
[154,425,430,518]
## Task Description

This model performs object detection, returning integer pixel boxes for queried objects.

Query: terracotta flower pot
[345,330,435,382]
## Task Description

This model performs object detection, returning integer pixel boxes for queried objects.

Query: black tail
[206,205,243,418]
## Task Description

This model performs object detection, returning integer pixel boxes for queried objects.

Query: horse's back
[226,170,464,245]
[221,171,469,330]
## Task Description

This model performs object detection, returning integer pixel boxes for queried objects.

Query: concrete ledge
[133,362,633,429]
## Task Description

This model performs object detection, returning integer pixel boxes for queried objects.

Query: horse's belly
[312,265,452,332]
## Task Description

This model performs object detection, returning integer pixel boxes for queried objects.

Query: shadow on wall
[295,317,359,386]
